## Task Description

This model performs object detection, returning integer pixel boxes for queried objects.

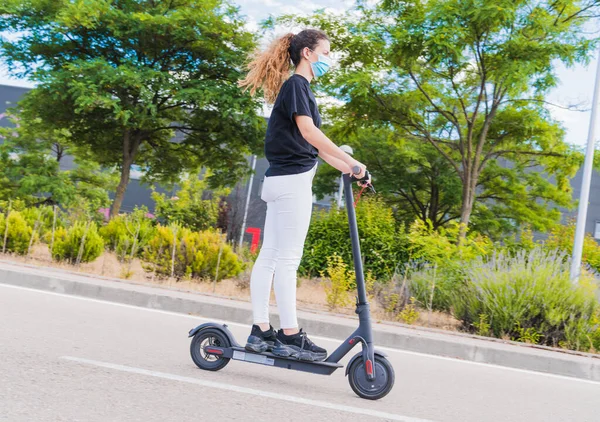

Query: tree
[314,125,463,229]
[0,0,266,218]
[280,0,598,238]
[0,112,118,209]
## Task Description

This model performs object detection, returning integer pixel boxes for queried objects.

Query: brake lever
[351,166,376,193]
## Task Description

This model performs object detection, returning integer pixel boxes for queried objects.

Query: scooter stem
[343,173,368,305]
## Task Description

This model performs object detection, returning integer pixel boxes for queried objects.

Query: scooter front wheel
[348,355,395,400]
[190,328,231,371]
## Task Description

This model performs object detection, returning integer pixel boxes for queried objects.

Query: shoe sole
[277,344,327,362]
[245,336,276,354]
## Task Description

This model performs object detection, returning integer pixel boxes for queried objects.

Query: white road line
[3,282,600,386]
[61,356,433,422]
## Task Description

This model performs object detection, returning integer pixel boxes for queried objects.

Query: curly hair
[238,29,329,104]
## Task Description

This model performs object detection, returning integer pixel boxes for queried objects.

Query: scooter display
[188,168,395,400]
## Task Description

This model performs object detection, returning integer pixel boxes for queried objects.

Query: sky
[0,0,597,148]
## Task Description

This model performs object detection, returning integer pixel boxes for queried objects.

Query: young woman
[239,29,369,361]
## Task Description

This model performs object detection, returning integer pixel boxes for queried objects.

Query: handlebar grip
[350,169,370,183]
[352,165,361,175]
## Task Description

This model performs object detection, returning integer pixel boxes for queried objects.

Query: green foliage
[237,245,259,265]
[0,210,36,255]
[21,206,64,240]
[301,197,408,281]
[545,221,600,273]
[99,207,155,259]
[398,298,420,325]
[0,114,117,209]
[151,175,224,232]
[0,0,266,216]
[453,247,600,351]
[500,225,537,254]
[474,313,491,337]
[143,224,242,281]
[408,219,493,265]
[407,219,493,311]
[315,126,464,230]
[376,273,420,323]
[322,254,353,311]
[51,222,104,263]
[0,199,28,212]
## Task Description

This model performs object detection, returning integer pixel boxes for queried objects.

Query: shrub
[143,224,242,281]
[99,207,155,260]
[63,197,106,227]
[51,222,104,263]
[301,197,408,281]
[545,221,600,273]
[322,254,353,310]
[151,176,224,232]
[398,298,420,325]
[0,210,36,255]
[375,265,419,321]
[453,247,600,351]
[21,206,63,241]
[0,199,28,213]
[406,220,493,312]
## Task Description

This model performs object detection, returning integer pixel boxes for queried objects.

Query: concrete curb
[1,260,600,382]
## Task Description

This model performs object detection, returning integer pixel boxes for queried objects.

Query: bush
[99,207,155,260]
[322,254,353,310]
[453,247,600,351]
[545,221,600,273]
[151,176,224,232]
[0,210,36,255]
[51,222,104,263]
[21,206,63,240]
[406,220,493,311]
[301,197,408,281]
[143,224,242,281]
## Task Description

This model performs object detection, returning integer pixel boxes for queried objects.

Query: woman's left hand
[357,172,372,188]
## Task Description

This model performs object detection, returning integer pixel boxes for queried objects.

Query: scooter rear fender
[188,322,241,348]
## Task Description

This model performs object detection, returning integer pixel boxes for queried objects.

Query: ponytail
[238,33,295,104]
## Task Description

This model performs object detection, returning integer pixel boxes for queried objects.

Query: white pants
[250,163,317,329]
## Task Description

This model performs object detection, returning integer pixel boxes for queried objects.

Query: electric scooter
[188,168,395,400]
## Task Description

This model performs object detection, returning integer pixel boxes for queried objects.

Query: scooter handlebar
[350,166,370,183]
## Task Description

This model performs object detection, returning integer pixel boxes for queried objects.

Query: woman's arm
[319,150,353,174]
[295,115,366,178]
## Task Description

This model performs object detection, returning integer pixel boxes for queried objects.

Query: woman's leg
[250,201,278,327]
[272,171,315,330]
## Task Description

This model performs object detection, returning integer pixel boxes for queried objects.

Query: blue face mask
[309,50,332,78]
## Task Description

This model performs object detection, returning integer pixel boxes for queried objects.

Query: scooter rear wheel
[348,355,395,400]
[190,328,231,371]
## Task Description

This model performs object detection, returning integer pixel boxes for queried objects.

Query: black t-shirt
[264,74,321,177]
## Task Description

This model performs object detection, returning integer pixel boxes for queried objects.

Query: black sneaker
[275,329,327,362]
[245,324,279,353]
[245,324,295,357]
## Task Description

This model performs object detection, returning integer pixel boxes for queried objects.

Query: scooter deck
[225,346,343,376]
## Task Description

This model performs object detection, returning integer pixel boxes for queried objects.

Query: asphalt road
[1,283,599,422]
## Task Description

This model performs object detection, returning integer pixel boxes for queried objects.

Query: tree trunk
[459,167,478,240]
[110,130,141,219]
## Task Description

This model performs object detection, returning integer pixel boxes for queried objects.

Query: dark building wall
[564,167,600,239]
[0,85,30,128]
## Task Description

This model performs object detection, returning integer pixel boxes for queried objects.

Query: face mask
[309,50,332,78]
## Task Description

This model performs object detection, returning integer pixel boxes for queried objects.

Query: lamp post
[238,154,257,251]
[570,50,600,282]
